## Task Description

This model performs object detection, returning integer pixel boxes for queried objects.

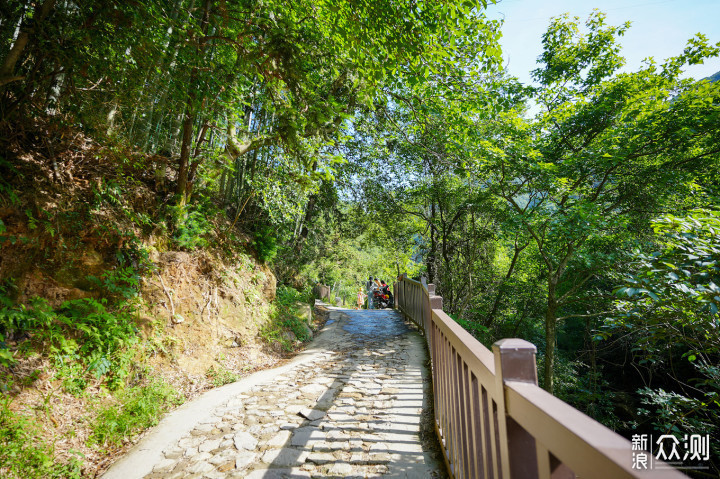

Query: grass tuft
[88,378,183,450]
[0,394,83,478]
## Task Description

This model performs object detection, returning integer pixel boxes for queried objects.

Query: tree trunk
[184,119,211,199]
[427,201,436,283]
[218,167,227,201]
[543,275,559,394]
[175,0,212,203]
[293,204,305,240]
[167,113,183,155]
[298,193,317,243]
[176,102,195,204]
[486,240,526,326]
[0,0,56,87]
[45,66,64,114]
[106,99,119,135]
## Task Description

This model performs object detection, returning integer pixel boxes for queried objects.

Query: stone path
[103,307,446,479]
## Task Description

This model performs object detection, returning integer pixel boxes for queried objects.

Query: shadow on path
[105,306,447,479]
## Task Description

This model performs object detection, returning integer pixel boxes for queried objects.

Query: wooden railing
[394,274,687,479]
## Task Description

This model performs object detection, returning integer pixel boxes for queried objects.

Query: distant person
[366,276,376,309]
[381,280,393,305]
[356,287,366,310]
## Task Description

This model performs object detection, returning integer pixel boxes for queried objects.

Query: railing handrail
[504,381,681,478]
[394,275,687,479]
[404,276,423,287]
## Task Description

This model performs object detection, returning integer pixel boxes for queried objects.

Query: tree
[602,210,720,474]
[1,0,502,209]
[474,12,720,393]
[609,209,720,359]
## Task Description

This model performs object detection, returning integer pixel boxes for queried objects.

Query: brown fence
[394,274,687,479]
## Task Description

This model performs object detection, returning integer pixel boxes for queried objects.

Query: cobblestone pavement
[104,307,447,479]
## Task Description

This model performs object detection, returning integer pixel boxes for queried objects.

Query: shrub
[0,295,139,392]
[167,203,214,250]
[253,226,278,263]
[259,286,313,351]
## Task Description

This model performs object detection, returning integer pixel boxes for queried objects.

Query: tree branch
[556,310,612,321]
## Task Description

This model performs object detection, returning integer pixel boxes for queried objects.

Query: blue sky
[484,0,720,85]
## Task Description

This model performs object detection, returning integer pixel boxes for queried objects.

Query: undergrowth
[0,262,146,472]
[88,377,183,450]
[253,225,278,263]
[260,285,313,351]
[167,201,216,251]
[206,364,239,387]
[0,393,83,478]
[0,128,277,474]
[0,293,139,392]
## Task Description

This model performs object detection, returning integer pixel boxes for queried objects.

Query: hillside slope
[0,120,312,477]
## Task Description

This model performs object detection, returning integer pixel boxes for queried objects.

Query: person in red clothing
[380,280,393,305]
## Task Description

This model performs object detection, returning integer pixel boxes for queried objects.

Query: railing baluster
[444,337,453,469]
[454,353,463,478]
[463,361,477,479]
[441,333,449,452]
[493,400,503,479]
[461,361,472,479]
[471,374,484,479]
[439,331,447,445]
[451,347,461,476]
[435,328,444,436]
[444,336,453,464]
[536,443,551,479]
[431,320,441,437]
[483,386,496,479]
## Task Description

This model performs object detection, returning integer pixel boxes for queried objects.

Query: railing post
[493,338,539,479]
[425,283,434,338]
[429,294,442,310]
[427,292,442,359]
[397,278,401,312]
[428,287,442,333]
[402,273,407,315]
[393,280,399,309]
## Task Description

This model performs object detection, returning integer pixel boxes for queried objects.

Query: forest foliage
[1,0,719,476]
